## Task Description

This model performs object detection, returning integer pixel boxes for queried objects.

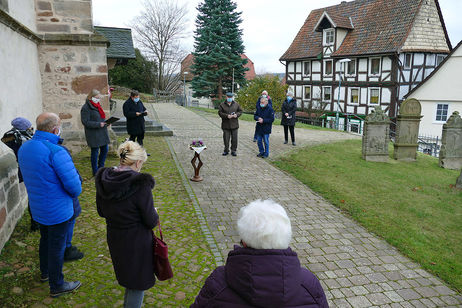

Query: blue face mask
[133,97,140,103]
[261,95,267,98]
[227,98,233,103]
[287,96,292,101]
[260,103,265,108]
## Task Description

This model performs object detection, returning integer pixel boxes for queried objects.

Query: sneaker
[64,246,84,262]
[222,151,229,156]
[284,141,288,144]
[40,275,49,283]
[50,281,81,298]
[292,142,296,146]
[231,152,237,156]
[257,153,263,157]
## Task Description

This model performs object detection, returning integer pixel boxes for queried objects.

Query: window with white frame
[436,55,445,66]
[304,86,311,100]
[324,60,333,76]
[404,54,412,69]
[324,28,334,46]
[369,88,380,105]
[346,59,356,75]
[369,58,381,75]
[350,88,359,104]
[303,61,311,76]
[435,104,449,122]
[323,86,332,101]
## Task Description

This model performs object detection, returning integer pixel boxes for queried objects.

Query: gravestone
[393,98,422,161]
[439,111,462,170]
[456,169,462,189]
[362,106,390,162]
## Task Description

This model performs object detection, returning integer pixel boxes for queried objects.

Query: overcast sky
[93,0,462,74]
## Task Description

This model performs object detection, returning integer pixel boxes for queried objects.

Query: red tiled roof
[181,53,256,81]
[280,0,447,61]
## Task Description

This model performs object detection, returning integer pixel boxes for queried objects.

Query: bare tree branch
[130,0,188,91]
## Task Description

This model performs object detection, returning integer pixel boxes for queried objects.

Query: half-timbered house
[279,0,452,133]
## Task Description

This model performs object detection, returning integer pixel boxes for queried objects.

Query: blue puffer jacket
[254,105,275,135]
[18,130,82,225]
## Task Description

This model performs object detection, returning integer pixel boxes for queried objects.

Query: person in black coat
[123,90,147,146]
[281,90,297,146]
[254,97,274,158]
[95,141,158,308]
[253,90,272,142]
[80,89,110,175]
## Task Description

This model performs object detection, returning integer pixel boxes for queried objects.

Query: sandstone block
[37,24,70,33]
[37,1,52,11]
[54,2,91,19]
[7,184,19,212]
[88,47,107,63]
[51,18,59,22]
[75,66,91,73]
[45,63,51,73]
[59,113,72,120]
[71,75,108,94]
[37,11,53,17]
[97,65,107,73]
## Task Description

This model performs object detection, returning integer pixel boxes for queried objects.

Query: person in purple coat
[191,199,328,308]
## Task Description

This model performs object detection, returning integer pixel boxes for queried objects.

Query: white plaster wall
[7,0,37,31]
[296,62,302,73]
[382,57,392,70]
[288,62,295,73]
[336,29,348,50]
[419,101,462,138]
[0,24,42,134]
[312,61,321,72]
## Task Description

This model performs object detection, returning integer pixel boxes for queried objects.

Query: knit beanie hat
[11,117,32,130]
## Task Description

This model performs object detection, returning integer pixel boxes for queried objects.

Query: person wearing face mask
[281,90,297,146]
[253,90,272,142]
[123,90,148,147]
[254,97,274,158]
[218,92,243,156]
[80,89,110,175]
[18,112,82,298]
[95,141,159,308]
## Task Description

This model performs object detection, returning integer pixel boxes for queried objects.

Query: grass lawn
[187,106,332,131]
[0,136,215,307]
[272,139,462,292]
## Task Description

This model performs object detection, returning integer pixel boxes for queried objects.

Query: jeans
[66,218,75,248]
[129,133,145,146]
[124,289,145,308]
[257,134,270,157]
[91,145,109,175]
[39,220,69,290]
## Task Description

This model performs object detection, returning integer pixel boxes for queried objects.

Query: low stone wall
[0,142,28,253]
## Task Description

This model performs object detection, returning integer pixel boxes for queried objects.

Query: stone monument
[439,111,462,170]
[456,169,462,189]
[393,98,423,161]
[362,106,391,162]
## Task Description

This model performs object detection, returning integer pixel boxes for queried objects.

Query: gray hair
[237,199,292,249]
[87,89,101,100]
[261,90,268,95]
[130,90,139,97]
[36,112,59,132]
[287,89,294,96]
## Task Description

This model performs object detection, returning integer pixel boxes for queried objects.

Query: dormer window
[324,29,335,46]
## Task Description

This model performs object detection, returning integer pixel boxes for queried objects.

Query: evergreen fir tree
[191,0,247,100]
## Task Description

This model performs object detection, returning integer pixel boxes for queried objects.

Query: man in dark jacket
[1,117,39,231]
[191,199,328,307]
[254,97,274,158]
[18,113,82,298]
[218,92,242,156]
[123,90,147,146]
[281,89,297,146]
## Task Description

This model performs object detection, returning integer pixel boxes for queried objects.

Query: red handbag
[152,221,173,281]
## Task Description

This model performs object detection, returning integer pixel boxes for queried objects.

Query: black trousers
[223,128,238,152]
[283,125,295,142]
[129,133,145,146]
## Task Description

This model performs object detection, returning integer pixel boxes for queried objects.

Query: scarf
[90,99,106,120]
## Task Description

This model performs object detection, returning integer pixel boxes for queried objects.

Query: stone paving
[150,102,462,308]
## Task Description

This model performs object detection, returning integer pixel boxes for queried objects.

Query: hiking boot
[50,281,81,298]
[64,246,84,262]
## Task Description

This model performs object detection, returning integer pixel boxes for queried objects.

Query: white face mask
[92,97,100,103]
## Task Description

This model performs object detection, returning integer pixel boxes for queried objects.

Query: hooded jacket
[191,246,328,308]
[95,167,158,290]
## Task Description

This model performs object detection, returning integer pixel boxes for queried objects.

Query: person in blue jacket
[254,97,274,158]
[18,112,82,298]
[253,90,272,142]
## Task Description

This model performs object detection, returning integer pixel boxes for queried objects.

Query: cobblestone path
[151,102,462,308]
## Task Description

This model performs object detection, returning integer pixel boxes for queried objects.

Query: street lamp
[183,71,189,107]
[336,58,351,130]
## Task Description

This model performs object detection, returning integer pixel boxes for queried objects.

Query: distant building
[94,26,136,68]
[280,0,451,133]
[405,40,462,139]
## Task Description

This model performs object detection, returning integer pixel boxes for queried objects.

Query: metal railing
[389,119,440,157]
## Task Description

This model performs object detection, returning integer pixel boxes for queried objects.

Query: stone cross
[393,98,423,161]
[362,106,390,162]
[439,111,462,170]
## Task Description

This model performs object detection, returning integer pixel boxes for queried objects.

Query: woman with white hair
[281,89,297,146]
[191,199,328,307]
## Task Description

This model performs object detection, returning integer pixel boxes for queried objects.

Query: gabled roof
[181,53,256,81]
[314,11,354,31]
[94,26,136,59]
[280,0,450,61]
[405,40,462,99]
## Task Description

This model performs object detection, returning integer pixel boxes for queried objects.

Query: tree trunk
[217,77,223,100]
